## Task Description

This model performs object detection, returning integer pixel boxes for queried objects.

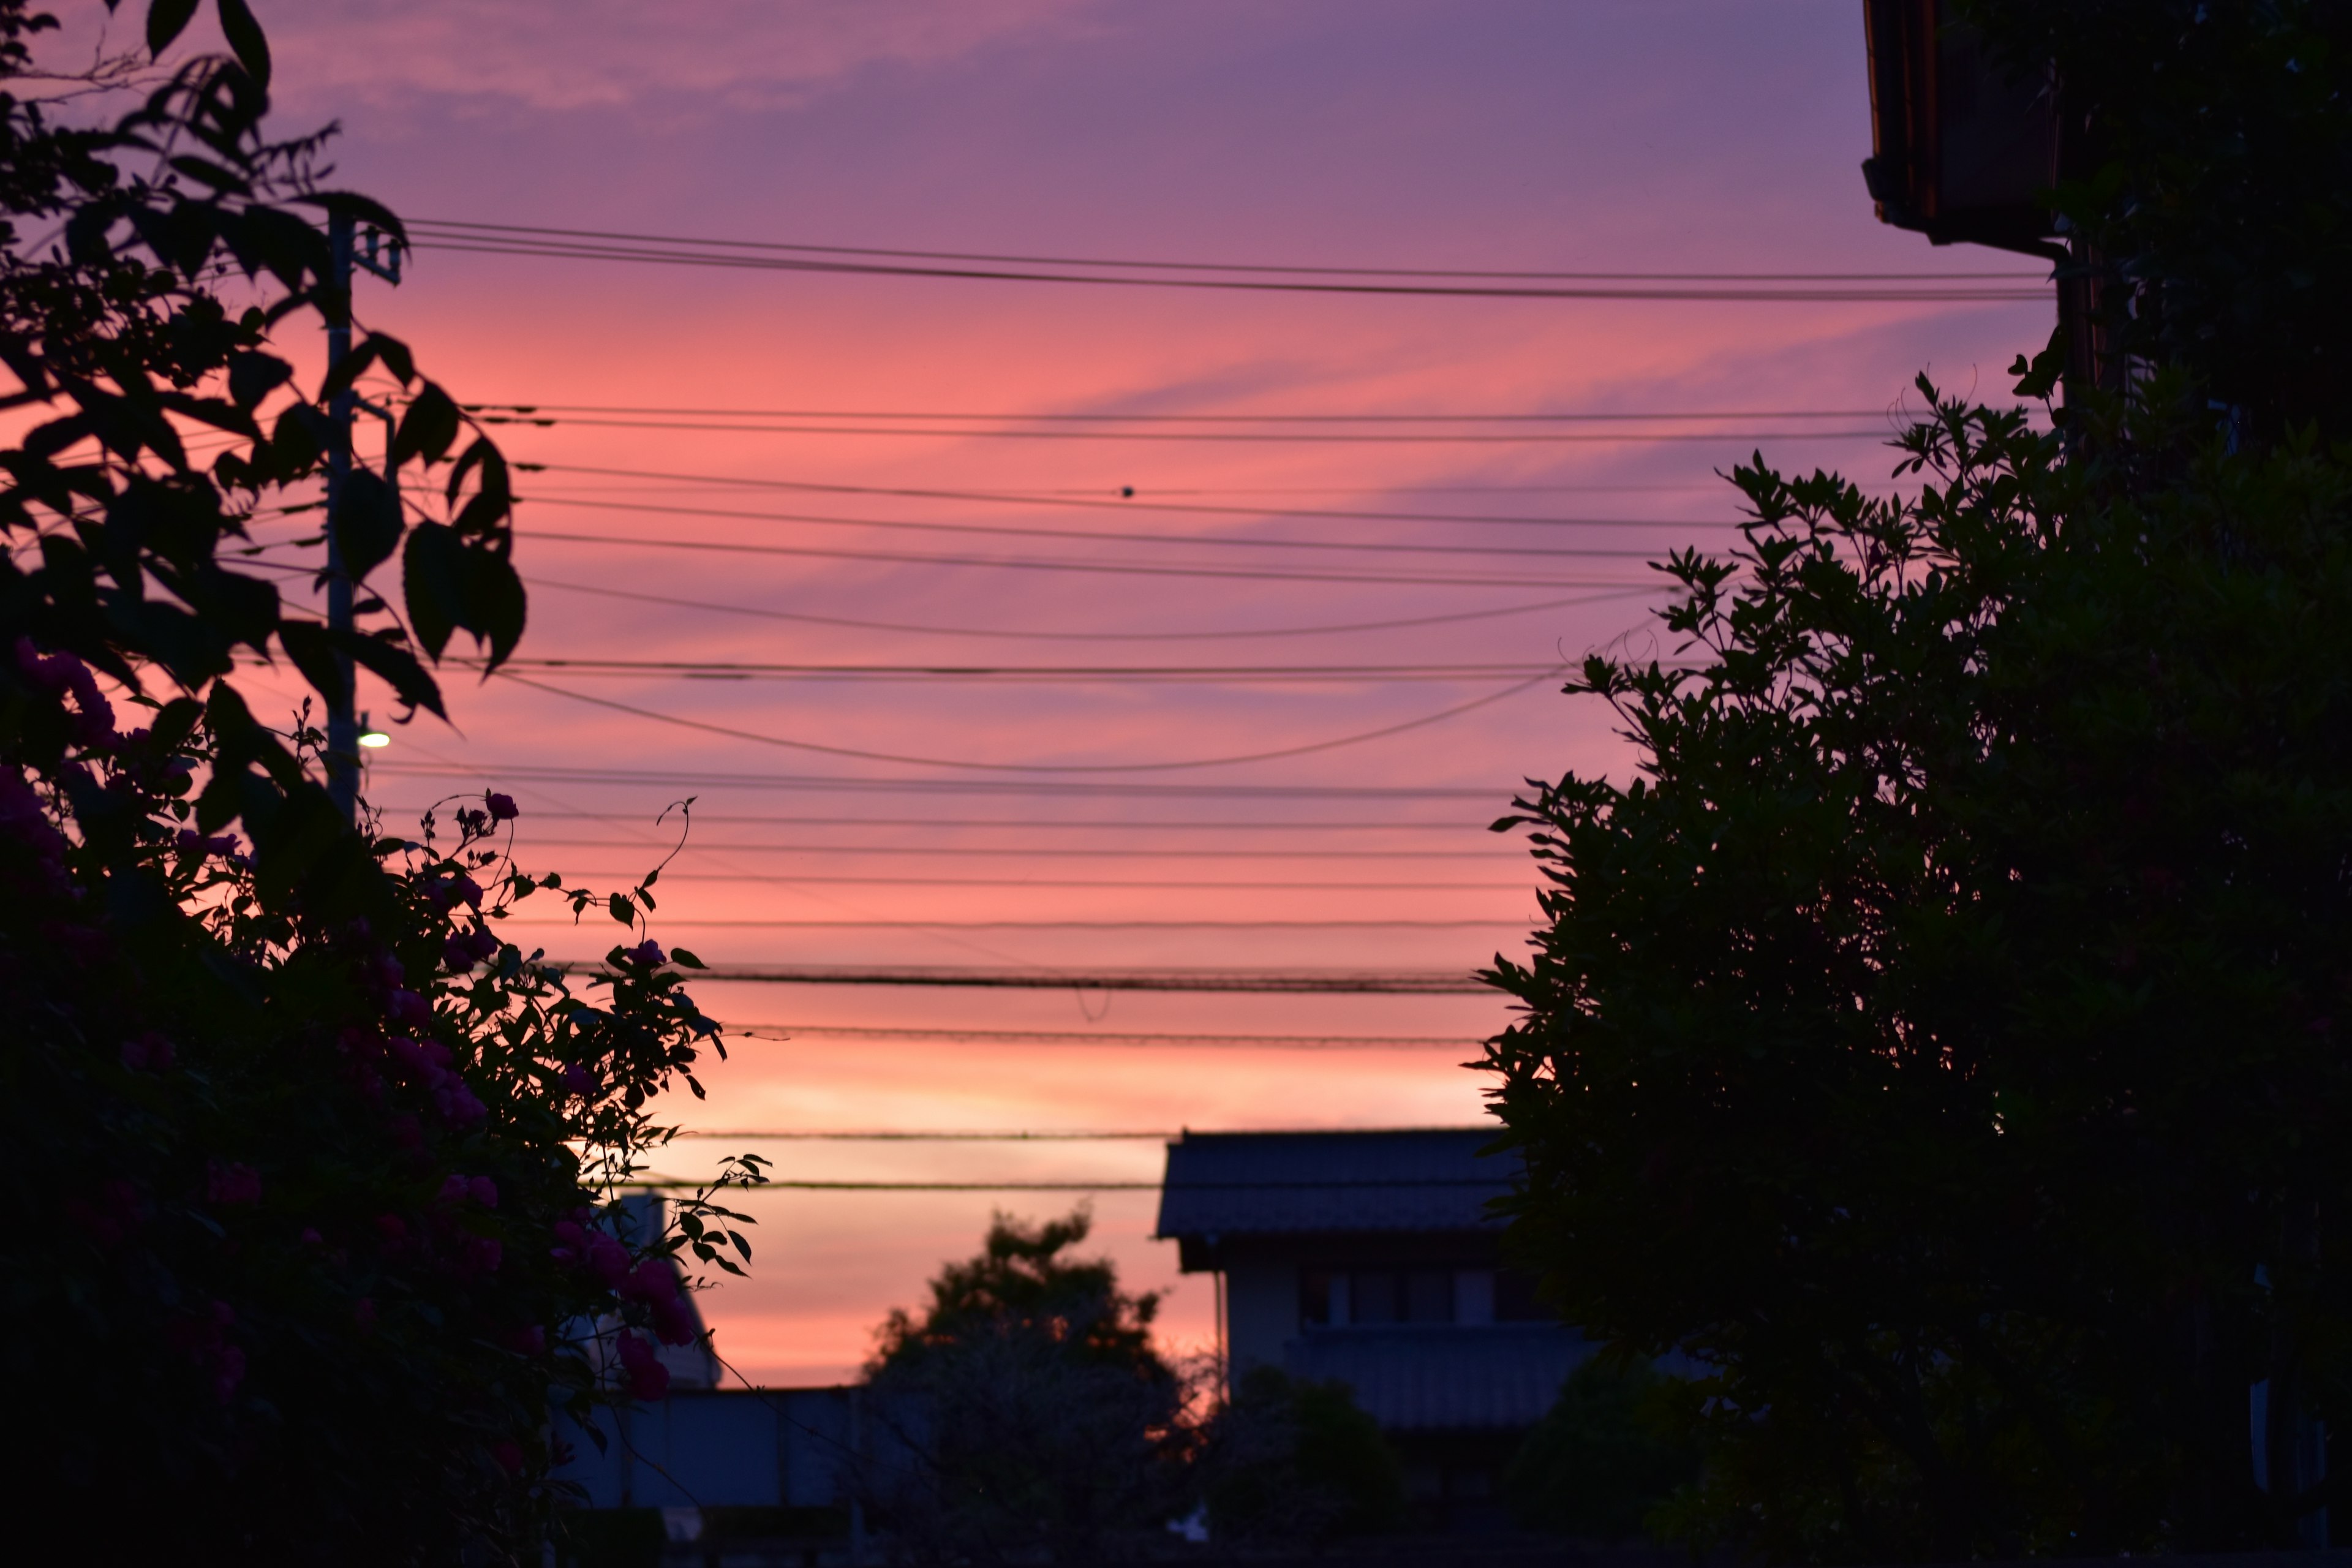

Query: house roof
[1153,1128,1517,1240]
[1284,1324,1587,1431]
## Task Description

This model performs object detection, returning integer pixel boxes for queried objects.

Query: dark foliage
[1204,1365,1408,1545]
[1504,1357,1701,1542]
[1487,7,2352,1559]
[1486,377,2352,1559]
[1,4,763,1556]
[1965,0,2352,439]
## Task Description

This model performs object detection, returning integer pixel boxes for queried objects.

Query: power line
[408,216,2043,284]
[370,811,1489,831]
[524,575,1664,643]
[461,655,1577,683]
[670,1129,1173,1140]
[512,869,1524,889]
[622,1178,1163,1191]
[714,1023,1477,1048]
[488,412,1894,444]
[495,664,1564,773]
[516,492,1687,556]
[619,1175,1508,1191]
[549,962,1488,993]
[514,526,1656,587]
[365,763,1509,798]
[404,217,2048,303]
[530,462,1737,528]
[507,917,1526,929]
[454,842,1513,861]
[477,401,1901,424]
[516,526,1649,589]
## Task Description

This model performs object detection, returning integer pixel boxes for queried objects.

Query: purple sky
[89,1,2055,1382]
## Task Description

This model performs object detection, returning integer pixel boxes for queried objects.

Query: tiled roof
[1285,1324,1589,1431]
[1154,1128,1517,1239]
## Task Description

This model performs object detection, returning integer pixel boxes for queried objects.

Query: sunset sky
[97,1,2055,1384]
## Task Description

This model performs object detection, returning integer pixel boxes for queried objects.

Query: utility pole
[322,211,401,820]
[323,210,358,817]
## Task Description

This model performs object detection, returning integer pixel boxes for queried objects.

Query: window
[1404,1267,1455,1324]
[1300,1269,1334,1327]
[1350,1269,1401,1324]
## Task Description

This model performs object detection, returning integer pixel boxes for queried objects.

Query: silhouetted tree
[0,4,762,1556]
[864,1208,1193,1564]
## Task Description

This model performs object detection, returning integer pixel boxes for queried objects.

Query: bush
[1503,1358,1700,1542]
[0,4,766,1555]
[1204,1365,1408,1545]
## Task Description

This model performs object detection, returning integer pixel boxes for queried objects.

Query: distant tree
[0,2,763,1556]
[1201,1366,1408,1545]
[863,1207,1193,1564]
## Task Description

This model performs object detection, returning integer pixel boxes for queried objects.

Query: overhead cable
[407,216,2042,284]
[494,664,1565,772]
[515,870,1523,889]
[475,401,1902,424]
[451,842,1510,861]
[711,1023,1476,1048]
[403,217,2047,303]
[505,917,1526,929]
[523,575,1664,643]
[462,654,1581,682]
[514,492,1687,556]
[530,462,1736,528]
[363,762,1507,798]
[368,811,1487,831]
[486,412,1893,443]
[516,527,1648,589]
[669,1129,1173,1140]
[545,962,1487,993]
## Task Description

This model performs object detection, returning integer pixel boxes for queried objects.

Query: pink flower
[624,939,666,968]
[586,1234,630,1287]
[385,990,432,1030]
[120,1031,174,1071]
[15,636,115,749]
[651,1294,699,1348]
[622,1257,679,1305]
[560,1063,596,1098]
[492,1440,525,1476]
[206,1161,262,1206]
[615,1332,669,1402]
[443,925,501,971]
[468,1176,498,1209]
[375,1215,409,1247]
[300,1227,323,1245]
[435,1079,489,1125]
[464,1236,503,1274]
[485,792,519,822]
